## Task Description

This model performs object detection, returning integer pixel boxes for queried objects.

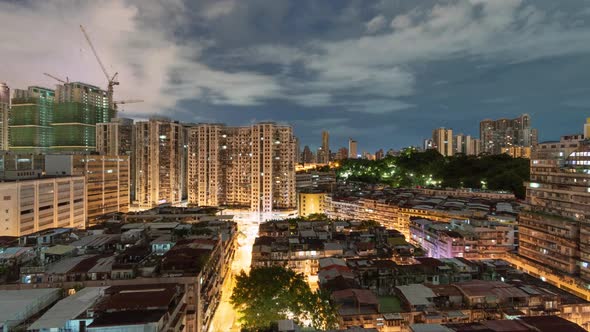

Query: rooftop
[396,284,436,307]
[29,287,106,330]
[88,310,167,327]
[0,289,61,324]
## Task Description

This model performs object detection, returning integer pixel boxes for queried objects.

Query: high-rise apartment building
[452,134,481,156]
[96,118,134,156]
[302,145,314,164]
[453,134,479,155]
[187,122,296,213]
[10,86,55,153]
[0,83,9,151]
[317,131,330,164]
[520,138,590,281]
[432,128,453,156]
[471,138,481,156]
[45,154,130,225]
[584,118,590,139]
[348,138,358,159]
[480,114,538,154]
[96,118,135,202]
[0,176,86,236]
[134,118,184,208]
[52,82,115,152]
[294,137,301,163]
[336,147,348,161]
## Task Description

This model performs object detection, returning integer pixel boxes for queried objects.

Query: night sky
[2,0,590,152]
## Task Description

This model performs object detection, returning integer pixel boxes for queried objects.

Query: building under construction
[9,86,55,153]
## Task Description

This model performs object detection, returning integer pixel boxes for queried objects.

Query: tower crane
[43,73,69,84]
[113,99,144,111]
[79,24,119,111]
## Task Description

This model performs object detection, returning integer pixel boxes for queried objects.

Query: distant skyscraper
[363,151,375,160]
[0,83,9,151]
[134,118,184,208]
[584,118,590,139]
[348,138,358,159]
[432,128,453,156]
[295,137,301,163]
[302,145,314,164]
[453,134,477,155]
[187,122,295,213]
[53,82,115,152]
[317,131,330,164]
[471,138,481,156]
[480,114,538,154]
[375,149,384,160]
[423,139,433,151]
[10,86,55,153]
[336,147,348,160]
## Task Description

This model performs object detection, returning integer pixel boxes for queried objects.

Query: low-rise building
[409,218,516,259]
[324,186,517,241]
[253,219,416,280]
[297,190,326,217]
[323,258,590,331]
[0,176,86,237]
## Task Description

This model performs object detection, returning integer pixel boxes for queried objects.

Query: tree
[359,220,381,230]
[334,150,529,198]
[231,266,338,331]
[305,213,329,221]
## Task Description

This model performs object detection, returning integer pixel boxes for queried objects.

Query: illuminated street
[208,211,262,332]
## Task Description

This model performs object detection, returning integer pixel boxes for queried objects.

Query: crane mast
[79,25,119,112]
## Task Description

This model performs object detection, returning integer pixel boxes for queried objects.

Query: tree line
[335,149,529,199]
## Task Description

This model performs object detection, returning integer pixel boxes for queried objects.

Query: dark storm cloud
[2,0,590,151]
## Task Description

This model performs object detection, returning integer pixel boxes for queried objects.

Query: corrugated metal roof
[28,287,106,330]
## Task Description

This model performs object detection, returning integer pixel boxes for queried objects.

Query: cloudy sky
[2,0,590,152]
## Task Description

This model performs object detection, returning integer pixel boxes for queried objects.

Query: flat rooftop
[0,289,61,324]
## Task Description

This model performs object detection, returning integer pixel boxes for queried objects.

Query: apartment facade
[298,191,325,217]
[521,141,590,280]
[96,117,134,156]
[134,118,184,208]
[10,86,55,153]
[432,128,453,156]
[96,117,135,202]
[45,154,130,225]
[348,138,358,159]
[187,122,296,212]
[0,176,86,236]
[453,134,479,156]
[317,131,330,164]
[409,218,516,259]
[480,114,538,154]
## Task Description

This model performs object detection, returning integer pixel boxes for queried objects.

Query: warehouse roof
[0,289,61,325]
[29,287,106,330]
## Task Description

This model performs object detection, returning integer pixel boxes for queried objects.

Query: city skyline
[3,1,590,151]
